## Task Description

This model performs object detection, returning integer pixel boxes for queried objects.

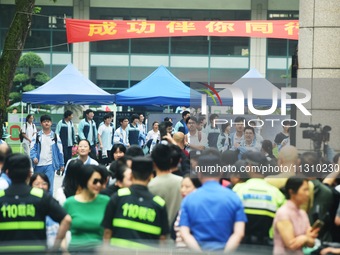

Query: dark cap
[132,156,153,175]
[242,151,267,165]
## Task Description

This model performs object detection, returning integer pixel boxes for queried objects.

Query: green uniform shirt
[63,194,109,250]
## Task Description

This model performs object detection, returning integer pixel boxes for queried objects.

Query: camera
[300,123,331,143]
[300,123,331,155]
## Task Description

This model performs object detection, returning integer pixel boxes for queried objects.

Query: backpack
[35,132,58,145]
[19,123,26,142]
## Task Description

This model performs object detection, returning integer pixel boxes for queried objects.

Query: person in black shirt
[274,120,291,150]
[168,144,190,177]
[0,153,71,253]
[100,159,132,197]
[102,156,168,250]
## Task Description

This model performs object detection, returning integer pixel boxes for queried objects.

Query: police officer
[0,153,71,252]
[233,151,285,245]
[102,156,169,249]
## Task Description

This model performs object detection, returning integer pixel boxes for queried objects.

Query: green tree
[13,53,50,94]
[34,72,50,84]
[13,73,29,83]
[18,51,44,83]
[0,0,35,138]
[9,92,22,104]
[22,84,35,92]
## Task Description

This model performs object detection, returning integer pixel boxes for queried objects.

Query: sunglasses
[33,182,48,187]
[93,178,104,185]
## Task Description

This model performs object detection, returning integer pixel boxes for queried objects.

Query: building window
[211,37,250,56]
[48,16,57,29]
[267,39,297,56]
[131,38,168,54]
[0,5,15,27]
[268,11,299,20]
[171,36,208,55]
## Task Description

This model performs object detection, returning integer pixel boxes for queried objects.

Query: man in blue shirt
[179,153,247,252]
[77,109,98,157]
[174,110,190,135]
[128,114,141,146]
[30,115,64,194]
[113,117,130,148]
[55,110,76,170]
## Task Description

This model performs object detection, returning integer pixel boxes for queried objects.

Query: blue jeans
[34,164,55,194]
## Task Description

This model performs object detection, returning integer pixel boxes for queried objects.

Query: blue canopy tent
[22,63,115,105]
[217,68,284,106]
[116,65,201,106]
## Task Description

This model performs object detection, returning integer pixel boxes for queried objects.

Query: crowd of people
[0,109,340,255]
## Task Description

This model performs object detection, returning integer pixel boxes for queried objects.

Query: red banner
[65,19,299,43]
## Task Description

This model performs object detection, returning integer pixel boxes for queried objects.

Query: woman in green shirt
[63,164,109,253]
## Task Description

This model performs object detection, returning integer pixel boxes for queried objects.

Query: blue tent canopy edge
[22,63,115,105]
[116,65,201,106]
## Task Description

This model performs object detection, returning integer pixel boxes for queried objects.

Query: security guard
[233,151,286,245]
[0,153,71,253]
[102,156,169,250]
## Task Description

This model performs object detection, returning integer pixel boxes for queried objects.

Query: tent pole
[20,101,24,153]
[208,36,211,85]
[128,39,131,88]
[113,104,117,129]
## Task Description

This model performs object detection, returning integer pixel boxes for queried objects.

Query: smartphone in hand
[312,219,324,230]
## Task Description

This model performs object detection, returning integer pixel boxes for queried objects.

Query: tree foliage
[0,0,36,138]
[13,73,29,83]
[18,51,44,79]
[34,72,50,83]
[9,92,22,103]
[12,53,49,101]
[18,51,44,69]
[22,84,35,92]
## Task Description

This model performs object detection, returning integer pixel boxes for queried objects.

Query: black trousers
[63,146,73,165]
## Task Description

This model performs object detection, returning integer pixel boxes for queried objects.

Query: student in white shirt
[98,114,113,165]
[185,116,208,152]
[113,117,130,147]
[21,114,37,156]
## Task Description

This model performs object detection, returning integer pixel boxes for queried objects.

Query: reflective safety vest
[0,188,46,252]
[233,178,286,239]
[109,187,167,249]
